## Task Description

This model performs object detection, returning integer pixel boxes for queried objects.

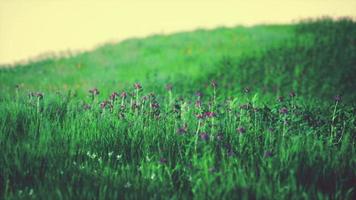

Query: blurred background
[1,0,355,66]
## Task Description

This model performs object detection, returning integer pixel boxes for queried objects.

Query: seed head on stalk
[35,92,44,100]
[210,80,217,110]
[133,83,142,108]
[211,80,217,88]
[89,88,99,102]
[89,88,99,96]
[244,87,251,94]
[334,95,341,102]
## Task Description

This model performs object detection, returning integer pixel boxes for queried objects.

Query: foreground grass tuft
[1,83,355,199]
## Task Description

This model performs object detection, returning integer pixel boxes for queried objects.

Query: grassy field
[0,18,355,199]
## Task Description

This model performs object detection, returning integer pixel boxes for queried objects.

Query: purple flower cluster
[195,111,217,120]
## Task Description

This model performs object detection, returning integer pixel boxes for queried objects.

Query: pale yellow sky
[0,0,355,65]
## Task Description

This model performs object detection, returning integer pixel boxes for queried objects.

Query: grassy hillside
[206,18,356,102]
[1,18,355,199]
[0,25,293,96]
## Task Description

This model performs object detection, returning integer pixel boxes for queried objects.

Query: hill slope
[0,25,293,96]
[205,18,356,102]
[1,18,356,199]
[1,19,355,102]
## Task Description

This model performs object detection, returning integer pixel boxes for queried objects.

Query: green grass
[0,24,293,96]
[0,18,356,199]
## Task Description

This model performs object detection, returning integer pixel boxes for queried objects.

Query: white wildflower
[150,173,156,180]
[124,181,131,188]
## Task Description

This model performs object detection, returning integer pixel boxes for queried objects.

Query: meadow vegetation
[0,18,355,199]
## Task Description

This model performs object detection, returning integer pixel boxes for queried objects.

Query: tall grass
[1,83,355,199]
[0,18,355,199]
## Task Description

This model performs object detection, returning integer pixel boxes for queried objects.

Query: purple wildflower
[134,83,142,90]
[237,126,246,134]
[195,91,203,98]
[289,91,296,98]
[159,158,168,164]
[334,95,341,102]
[279,107,288,114]
[200,132,209,141]
[264,151,273,158]
[120,91,127,99]
[151,102,160,109]
[177,124,188,135]
[227,149,235,157]
[89,88,100,96]
[204,111,216,118]
[100,100,109,109]
[142,95,148,101]
[110,92,119,101]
